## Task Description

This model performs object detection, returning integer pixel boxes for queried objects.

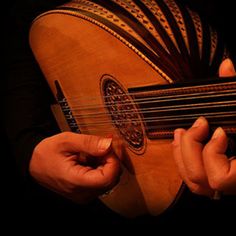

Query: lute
[29,0,236,217]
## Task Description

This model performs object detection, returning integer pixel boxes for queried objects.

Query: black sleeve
[4,0,67,178]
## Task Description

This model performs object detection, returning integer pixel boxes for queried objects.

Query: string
[65,80,236,103]
[78,120,236,133]
[73,112,236,128]
[61,81,236,133]
[65,89,236,111]
[65,100,236,120]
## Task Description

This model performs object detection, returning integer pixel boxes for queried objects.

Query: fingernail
[219,58,236,76]
[212,127,224,139]
[224,58,235,73]
[98,138,112,151]
[192,117,205,128]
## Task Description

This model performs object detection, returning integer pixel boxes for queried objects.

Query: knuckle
[33,137,51,155]
[58,132,73,145]
[60,131,72,138]
[202,144,214,157]
[208,176,225,191]
[187,171,206,185]
[186,168,206,185]
[102,178,117,191]
[188,184,202,195]
[102,173,120,190]
[181,130,196,145]
[182,131,191,143]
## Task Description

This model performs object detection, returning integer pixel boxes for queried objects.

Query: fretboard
[129,77,236,139]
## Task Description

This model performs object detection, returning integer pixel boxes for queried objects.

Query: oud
[29,0,236,217]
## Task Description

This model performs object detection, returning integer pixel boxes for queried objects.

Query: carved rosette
[101,75,144,151]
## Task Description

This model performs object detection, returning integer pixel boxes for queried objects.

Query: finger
[181,117,210,185]
[55,132,113,156]
[203,127,236,193]
[172,127,212,196]
[70,153,121,189]
[219,58,236,77]
[172,128,188,181]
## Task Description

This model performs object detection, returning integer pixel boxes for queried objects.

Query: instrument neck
[129,77,236,138]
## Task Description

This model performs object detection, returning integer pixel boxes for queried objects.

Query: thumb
[58,132,113,156]
[219,58,236,77]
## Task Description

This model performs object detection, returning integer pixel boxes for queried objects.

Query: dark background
[3,0,236,231]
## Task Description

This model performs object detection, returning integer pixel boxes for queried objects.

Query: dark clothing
[4,0,67,178]
[4,0,236,227]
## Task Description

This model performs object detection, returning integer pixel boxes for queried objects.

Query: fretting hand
[172,58,236,198]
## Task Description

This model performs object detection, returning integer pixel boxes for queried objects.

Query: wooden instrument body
[30,13,183,217]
